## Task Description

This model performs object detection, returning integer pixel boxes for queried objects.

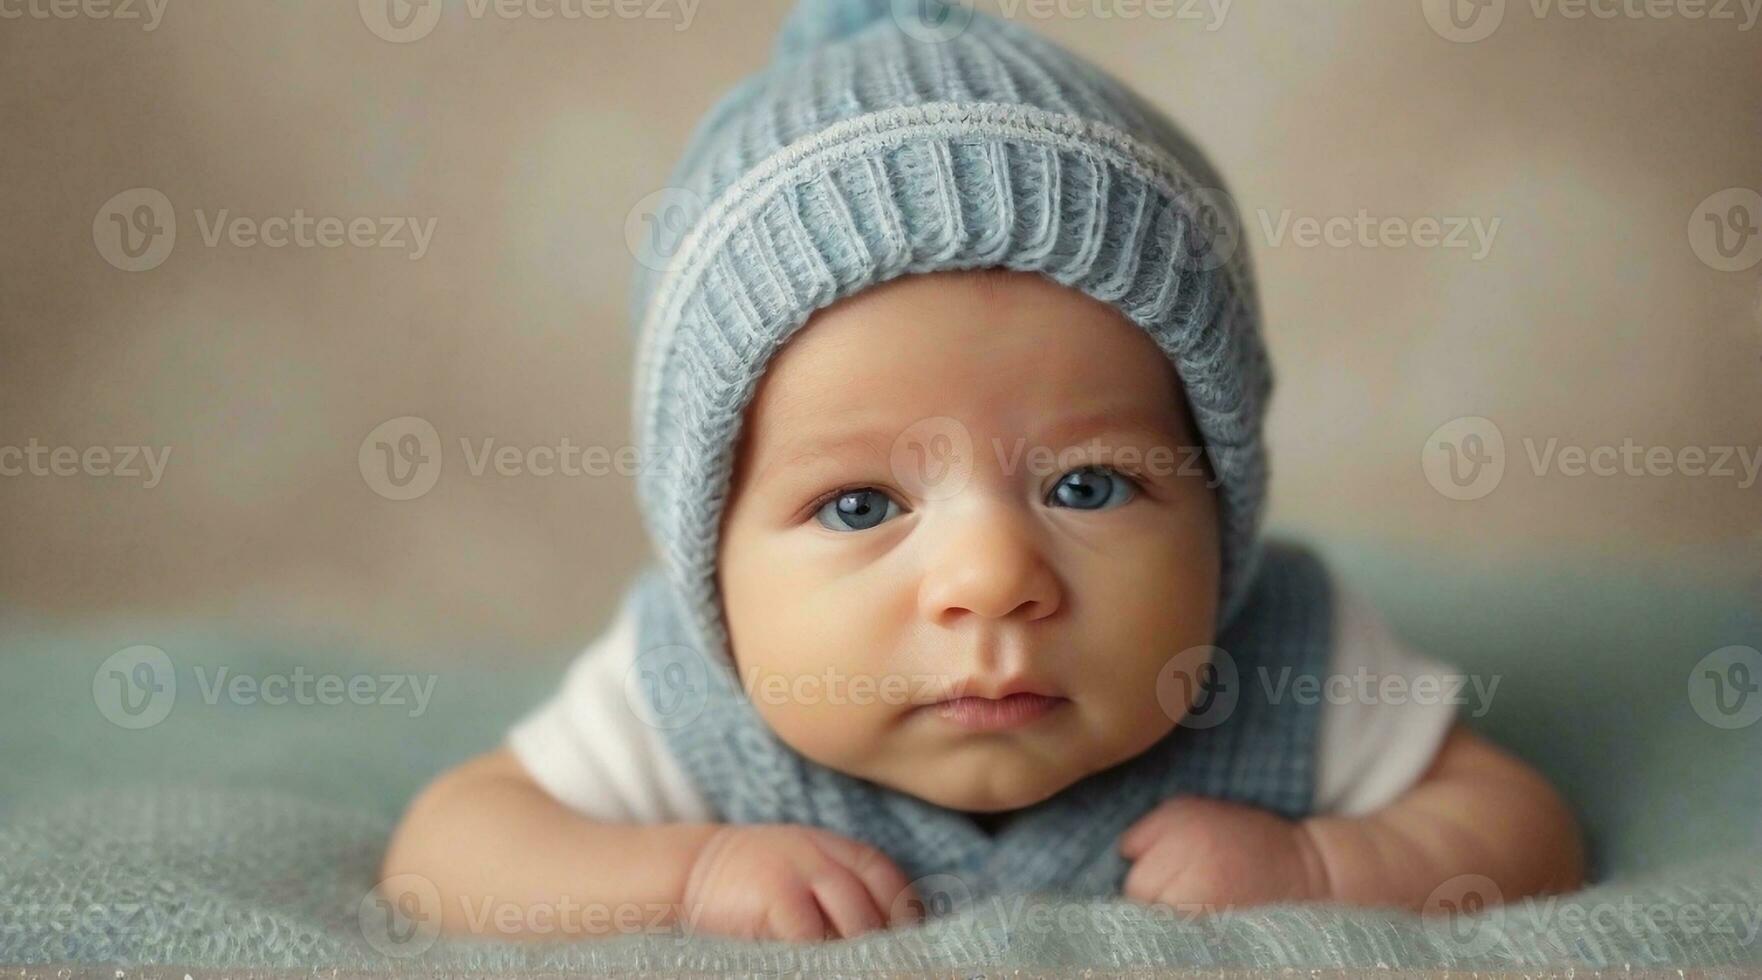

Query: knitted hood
[627,0,1272,669]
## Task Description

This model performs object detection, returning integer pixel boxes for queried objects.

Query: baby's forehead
[730,268,1197,456]
[736,380,1197,469]
[766,273,1184,384]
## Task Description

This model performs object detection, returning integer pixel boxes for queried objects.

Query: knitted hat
[629,0,1272,666]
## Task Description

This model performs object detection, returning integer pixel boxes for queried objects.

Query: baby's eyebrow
[746,406,1192,487]
[747,423,895,487]
[1030,406,1194,452]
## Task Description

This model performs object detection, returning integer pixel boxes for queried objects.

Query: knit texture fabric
[5,560,1762,968]
[11,789,1762,969]
[629,0,1275,673]
[636,539,1336,905]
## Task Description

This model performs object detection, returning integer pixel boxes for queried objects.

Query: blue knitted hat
[629,0,1272,666]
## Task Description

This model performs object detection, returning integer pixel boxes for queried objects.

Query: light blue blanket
[3,543,1758,971]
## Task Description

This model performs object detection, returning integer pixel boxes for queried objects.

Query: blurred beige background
[2,0,1758,660]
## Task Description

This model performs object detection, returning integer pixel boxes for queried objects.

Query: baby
[382,0,1583,942]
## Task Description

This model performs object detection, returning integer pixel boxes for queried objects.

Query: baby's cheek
[729,573,917,766]
[748,682,895,772]
[1076,666,1180,763]
[1067,610,1202,749]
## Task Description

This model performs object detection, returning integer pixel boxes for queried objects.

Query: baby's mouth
[923,692,1068,732]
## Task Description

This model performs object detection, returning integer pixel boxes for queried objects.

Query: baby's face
[717,269,1221,813]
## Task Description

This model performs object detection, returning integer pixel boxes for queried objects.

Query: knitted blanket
[4,789,1759,971]
[3,544,1758,972]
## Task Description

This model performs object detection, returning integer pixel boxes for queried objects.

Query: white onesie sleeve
[1310,586,1462,816]
[508,584,1459,823]
[505,601,712,824]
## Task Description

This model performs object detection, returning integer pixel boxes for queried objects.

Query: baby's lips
[931,672,1063,703]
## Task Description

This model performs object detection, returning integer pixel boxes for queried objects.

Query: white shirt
[507,587,1459,823]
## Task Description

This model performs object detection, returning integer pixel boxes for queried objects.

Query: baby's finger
[882,875,923,926]
[765,886,832,943]
[1121,842,1180,904]
[1119,799,1184,859]
[854,857,918,926]
[818,835,918,925]
[810,866,887,939]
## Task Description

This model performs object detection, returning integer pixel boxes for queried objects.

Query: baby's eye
[1045,465,1137,510]
[813,488,902,532]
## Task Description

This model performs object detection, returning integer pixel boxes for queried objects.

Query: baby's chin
[849,739,1109,814]
[760,701,1177,814]
[898,773,1073,813]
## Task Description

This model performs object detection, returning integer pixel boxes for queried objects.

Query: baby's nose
[916,507,1062,626]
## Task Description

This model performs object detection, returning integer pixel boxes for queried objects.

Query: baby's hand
[681,824,921,942]
[1119,797,1330,911]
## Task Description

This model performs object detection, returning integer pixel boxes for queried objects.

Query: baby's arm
[380,748,715,935]
[1119,724,1584,911]
[1301,723,1584,906]
[380,748,918,941]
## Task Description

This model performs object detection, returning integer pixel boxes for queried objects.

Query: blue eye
[1046,466,1136,510]
[814,488,901,532]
